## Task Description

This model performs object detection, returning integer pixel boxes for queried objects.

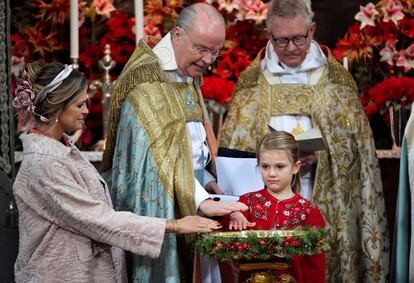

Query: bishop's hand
[198,199,248,217]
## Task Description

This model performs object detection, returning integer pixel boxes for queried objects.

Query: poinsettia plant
[333,0,414,120]
[201,0,269,104]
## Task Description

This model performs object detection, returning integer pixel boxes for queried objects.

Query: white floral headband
[12,64,74,122]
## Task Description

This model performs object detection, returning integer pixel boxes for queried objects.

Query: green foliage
[194,227,328,262]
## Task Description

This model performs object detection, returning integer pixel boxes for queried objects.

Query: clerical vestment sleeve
[195,177,210,208]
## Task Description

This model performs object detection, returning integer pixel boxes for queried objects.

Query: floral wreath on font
[194,227,328,261]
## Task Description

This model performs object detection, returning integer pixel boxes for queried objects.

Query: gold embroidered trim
[233,50,263,93]
[102,40,166,172]
[170,82,203,122]
[126,83,196,217]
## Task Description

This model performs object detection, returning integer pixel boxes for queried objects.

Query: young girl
[229,131,325,283]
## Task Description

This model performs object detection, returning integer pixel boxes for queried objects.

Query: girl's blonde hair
[256,131,301,193]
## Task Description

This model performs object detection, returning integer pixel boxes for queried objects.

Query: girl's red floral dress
[238,188,326,283]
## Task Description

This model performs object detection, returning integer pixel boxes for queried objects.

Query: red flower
[143,19,162,37]
[364,102,380,120]
[334,0,414,121]
[354,3,378,29]
[381,0,404,26]
[214,46,252,80]
[91,0,116,18]
[378,21,399,42]
[400,17,414,38]
[79,44,102,69]
[333,23,378,63]
[367,76,414,110]
[35,0,70,27]
[105,11,135,41]
[201,76,236,105]
[396,43,414,73]
[18,24,62,60]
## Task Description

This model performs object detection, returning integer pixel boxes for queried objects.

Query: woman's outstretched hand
[166,216,222,234]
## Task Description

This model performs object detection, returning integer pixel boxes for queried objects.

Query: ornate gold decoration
[102,39,166,172]
[209,230,311,238]
[243,270,297,283]
[290,122,305,137]
[245,271,277,283]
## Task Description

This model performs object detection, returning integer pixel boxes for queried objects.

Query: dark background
[312,0,371,47]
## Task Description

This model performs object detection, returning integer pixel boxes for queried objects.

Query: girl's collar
[263,188,299,202]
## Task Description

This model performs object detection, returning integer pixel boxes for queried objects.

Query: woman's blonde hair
[256,131,301,193]
[24,61,87,121]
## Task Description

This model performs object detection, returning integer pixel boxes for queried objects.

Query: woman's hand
[229,212,256,231]
[166,216,222,234]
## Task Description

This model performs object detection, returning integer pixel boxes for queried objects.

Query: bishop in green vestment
[102,4,246,283]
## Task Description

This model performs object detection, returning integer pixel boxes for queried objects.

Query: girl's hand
[229,212,256,230]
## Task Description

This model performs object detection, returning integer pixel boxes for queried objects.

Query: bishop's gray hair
[266,0,314,28]
[172,3,224,34]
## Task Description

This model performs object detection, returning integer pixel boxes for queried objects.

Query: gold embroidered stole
[170,82,203,122]
[103,41,197,217]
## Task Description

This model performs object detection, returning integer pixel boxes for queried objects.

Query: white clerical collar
[152,32,193,83]
[262,40,327,75]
